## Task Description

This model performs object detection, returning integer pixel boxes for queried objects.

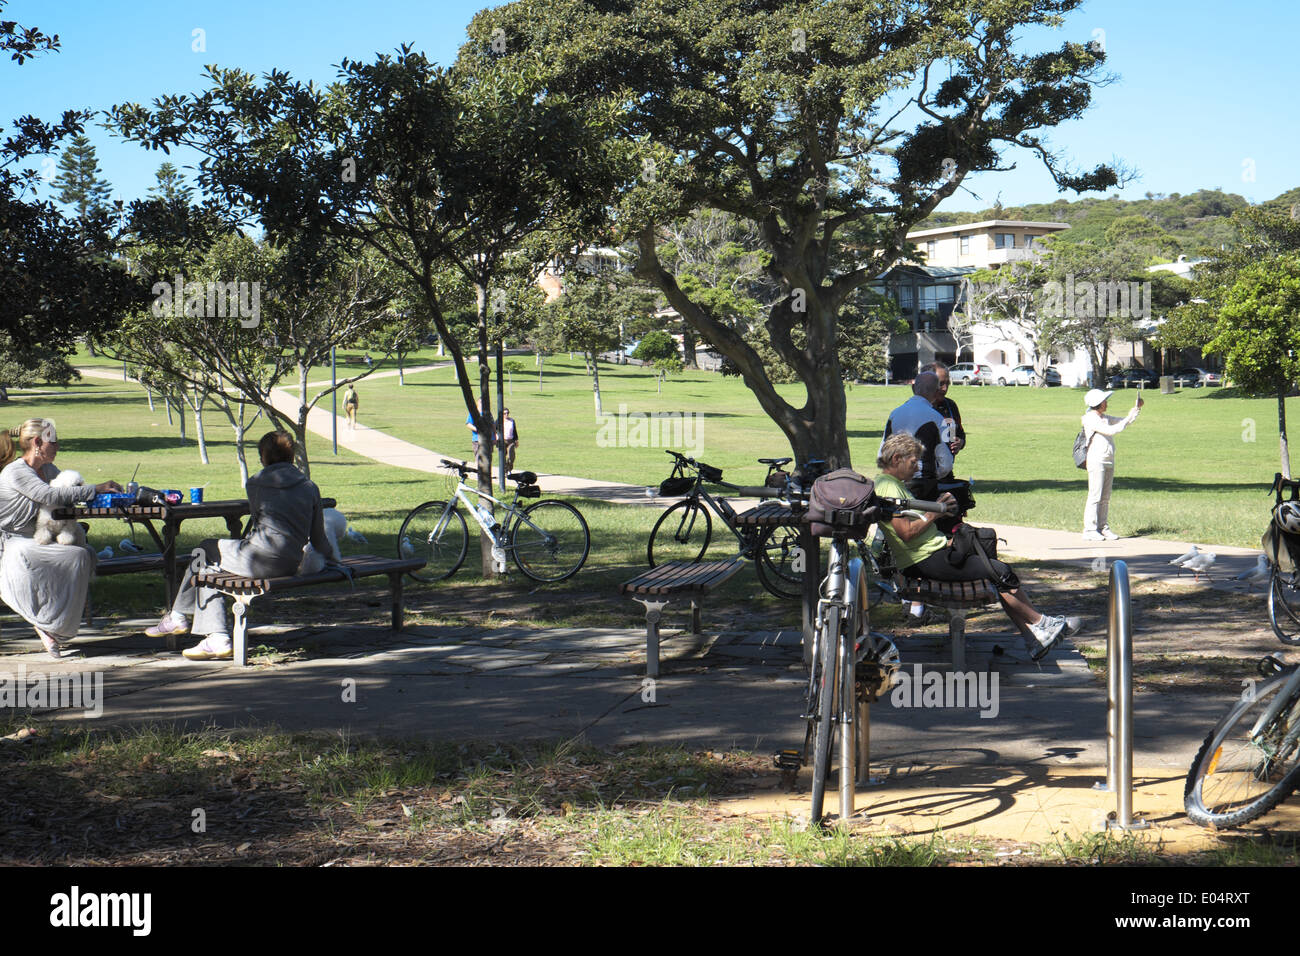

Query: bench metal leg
[950,613,966,672]
[232,599,251,667]
[634,597,668,678]
[689,599,701,635]
[389,572,404,631]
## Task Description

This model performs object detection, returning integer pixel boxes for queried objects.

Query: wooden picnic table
[57,496,336,605]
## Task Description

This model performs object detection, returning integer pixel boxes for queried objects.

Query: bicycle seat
[508,471,538,485]
[758,457,792,467]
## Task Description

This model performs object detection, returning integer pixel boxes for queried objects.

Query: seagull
[119,538,142,554]
[345,526,368,545]
[1235,554,1271,591]
[1184,552,1217,581]
[399,536,415,558]
[1169,545,1200,569]
[97,546,114,560]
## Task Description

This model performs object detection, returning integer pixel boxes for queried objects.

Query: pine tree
[147,162,193,203]
[52,134,113,220]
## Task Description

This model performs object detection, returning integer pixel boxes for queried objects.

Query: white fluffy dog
[34,471,89,547]
[297,506,347,574]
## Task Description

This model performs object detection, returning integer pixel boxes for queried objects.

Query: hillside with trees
[916,188,1292,258]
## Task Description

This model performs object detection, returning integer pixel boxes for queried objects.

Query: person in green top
[876,433,1079,660]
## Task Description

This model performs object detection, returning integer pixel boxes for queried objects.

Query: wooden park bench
[894,576,1001,671]
[188,552,427,666]
[620,559,745,677]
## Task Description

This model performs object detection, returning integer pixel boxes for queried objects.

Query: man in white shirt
[881,371,954,500]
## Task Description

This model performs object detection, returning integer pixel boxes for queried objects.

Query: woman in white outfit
[1081,388,1142,541]
[0,419,122,658]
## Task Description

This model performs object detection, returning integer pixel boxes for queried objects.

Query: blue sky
[4,0,1296,213]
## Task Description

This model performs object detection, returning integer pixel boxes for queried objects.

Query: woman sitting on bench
[875,433,1079,660]
[144,431,331,660]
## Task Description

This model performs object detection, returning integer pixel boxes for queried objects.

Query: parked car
[1173,367,1223,388]
[1003,364,1037,386]
[1108,367,1159,389]
[949,362,993,385]
[1041,366,1062,387]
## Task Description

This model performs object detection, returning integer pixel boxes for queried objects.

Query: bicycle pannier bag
[659,476,695,497]
[807,469,878,537]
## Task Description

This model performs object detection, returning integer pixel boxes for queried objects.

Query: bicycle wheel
[398,500,468,582]
[1268,568,1300,645]
[754,527,803,600]
[810,613,840,824]
[1184,670,1300,827]
[647,500,711,567]
[509,499,591,582]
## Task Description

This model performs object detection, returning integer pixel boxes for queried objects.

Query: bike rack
[1094,559,1149,830]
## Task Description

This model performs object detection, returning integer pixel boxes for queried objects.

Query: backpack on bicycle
[806,469,879,537]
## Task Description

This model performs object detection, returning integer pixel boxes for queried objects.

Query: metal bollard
[1097,559,1148,829]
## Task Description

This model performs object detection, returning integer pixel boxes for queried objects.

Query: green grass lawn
[319,355,1298,548]
[17,356,1299,549]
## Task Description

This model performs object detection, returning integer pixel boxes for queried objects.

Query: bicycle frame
[441,477,547,559]
[1250,663,1300,752]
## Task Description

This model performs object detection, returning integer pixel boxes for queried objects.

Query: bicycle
[792,492,949,824]
[1185,474,1300,827]
[1266,473,1300,646]
[648,450,806,599]
[398,459,590,583]
[1184,655,1300,827]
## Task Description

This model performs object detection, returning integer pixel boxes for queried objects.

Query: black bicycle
[648,450,803,599]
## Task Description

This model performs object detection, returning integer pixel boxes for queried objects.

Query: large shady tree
[110,48,623,570]
[467,0,1124,466]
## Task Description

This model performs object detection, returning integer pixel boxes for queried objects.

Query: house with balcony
[870,220,1102,383]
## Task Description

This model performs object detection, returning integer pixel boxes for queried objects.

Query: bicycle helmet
[1275,500,1300,534]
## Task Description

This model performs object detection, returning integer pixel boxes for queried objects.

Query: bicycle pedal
[1259,655,1286,677]
[773,749,803,772]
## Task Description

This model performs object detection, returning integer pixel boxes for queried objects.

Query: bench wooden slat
[621,559,745,596]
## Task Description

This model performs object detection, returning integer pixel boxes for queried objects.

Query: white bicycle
[398,459,590,583]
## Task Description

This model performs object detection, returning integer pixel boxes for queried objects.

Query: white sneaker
[1027,614,1067,660]
[1082,531,1105,542]
[1100,528,1119,540]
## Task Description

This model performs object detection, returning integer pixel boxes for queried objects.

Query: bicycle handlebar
[875,495,955,515]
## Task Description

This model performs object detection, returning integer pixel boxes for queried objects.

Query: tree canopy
[466,0,1124,466]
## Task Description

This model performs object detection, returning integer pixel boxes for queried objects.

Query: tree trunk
[165,392,174,426]
[680,323,698,369]
[192,388,210,465]
[474,283,498,576]
[86,336,97,358]
[146,386,154,410]
[1280,388,1293,480]
[538,353,544,391]
[398,353,405,385]
[176,396,186,443]
[587,351,603,418]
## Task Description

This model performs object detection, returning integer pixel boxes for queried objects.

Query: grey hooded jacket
[238,462,330,575]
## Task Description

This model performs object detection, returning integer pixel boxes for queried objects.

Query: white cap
[1084,389,1113,409]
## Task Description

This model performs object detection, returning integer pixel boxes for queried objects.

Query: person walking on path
[1081,387,1142,541]
[343,385,359,431]
[500,408,519,472]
